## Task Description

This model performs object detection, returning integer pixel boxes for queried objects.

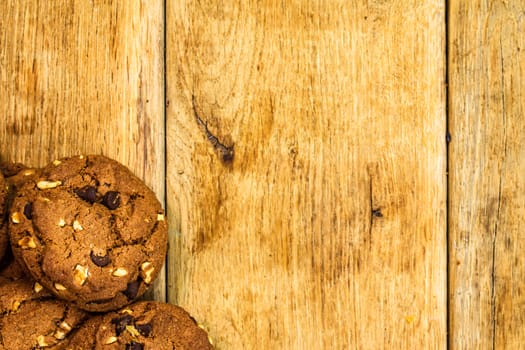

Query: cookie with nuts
[0,272,90,349]
[63,301,213,350]
[0,163,41,266]
[0,249,27,280]
[0,161,29,178]
[8,155,168,312]
[0,171,9,263]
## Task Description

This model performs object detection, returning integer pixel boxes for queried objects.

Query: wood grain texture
[0,0,166,301]
[166,1,446,348]
[448,1,525,348]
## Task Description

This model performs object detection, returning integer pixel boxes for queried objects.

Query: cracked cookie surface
[8,155,168,312]
[0,269,90,349]
[63,301,213,350]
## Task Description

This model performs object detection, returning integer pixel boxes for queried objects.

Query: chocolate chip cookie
[0,274,90,349]
[0,171,8,263]
[0,161,28,178]
[0,249,26,280]
[8,155,168,312]
[64,301,213,349]
[0,164,41,266]
[3,165,41,192]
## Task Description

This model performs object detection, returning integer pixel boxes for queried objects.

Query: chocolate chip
[126,341,143,350]
[135,323,152,337]
[90,251,111,267]
[75,186,97,204]
[102,191,120,210]
[23,202,33,220]
[111,314,134,336]
[123,280,140,300]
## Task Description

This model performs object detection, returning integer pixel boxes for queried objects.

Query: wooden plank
[166,1,446,348]
[0,0,166,301]
[448,1,525,348]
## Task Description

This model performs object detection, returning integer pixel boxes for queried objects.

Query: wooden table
[1,1,523,349]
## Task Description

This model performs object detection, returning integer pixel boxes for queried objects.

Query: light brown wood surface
[448,1,525,348]
[166,1,446,348]
[0,0,166,302]
[4,0,525,349]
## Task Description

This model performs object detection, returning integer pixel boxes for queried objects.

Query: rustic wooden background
[0,1,523,349]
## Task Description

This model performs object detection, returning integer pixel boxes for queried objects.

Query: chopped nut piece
[73,220,83,231]
[37,335,58,347]
[104,336,118,344]
[157,213,165,221]
[10,212,21,223]
[73,264,89,285]
[140,262,155,284]
[37,180,62,190]
[54,283,67,291]
[53,329,67,340]
[23,169,35,176]
[58,218,66,227]
[52,159,62,166]
[120,308,133,314]
[59,321,72,332]
[112,268,128,277]
[18,236,36,249]
[12,300,21,311]
[125,325,140,337]
[33,282,44,293]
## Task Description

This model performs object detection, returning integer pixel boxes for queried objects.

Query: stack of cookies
[0,155,213,350]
